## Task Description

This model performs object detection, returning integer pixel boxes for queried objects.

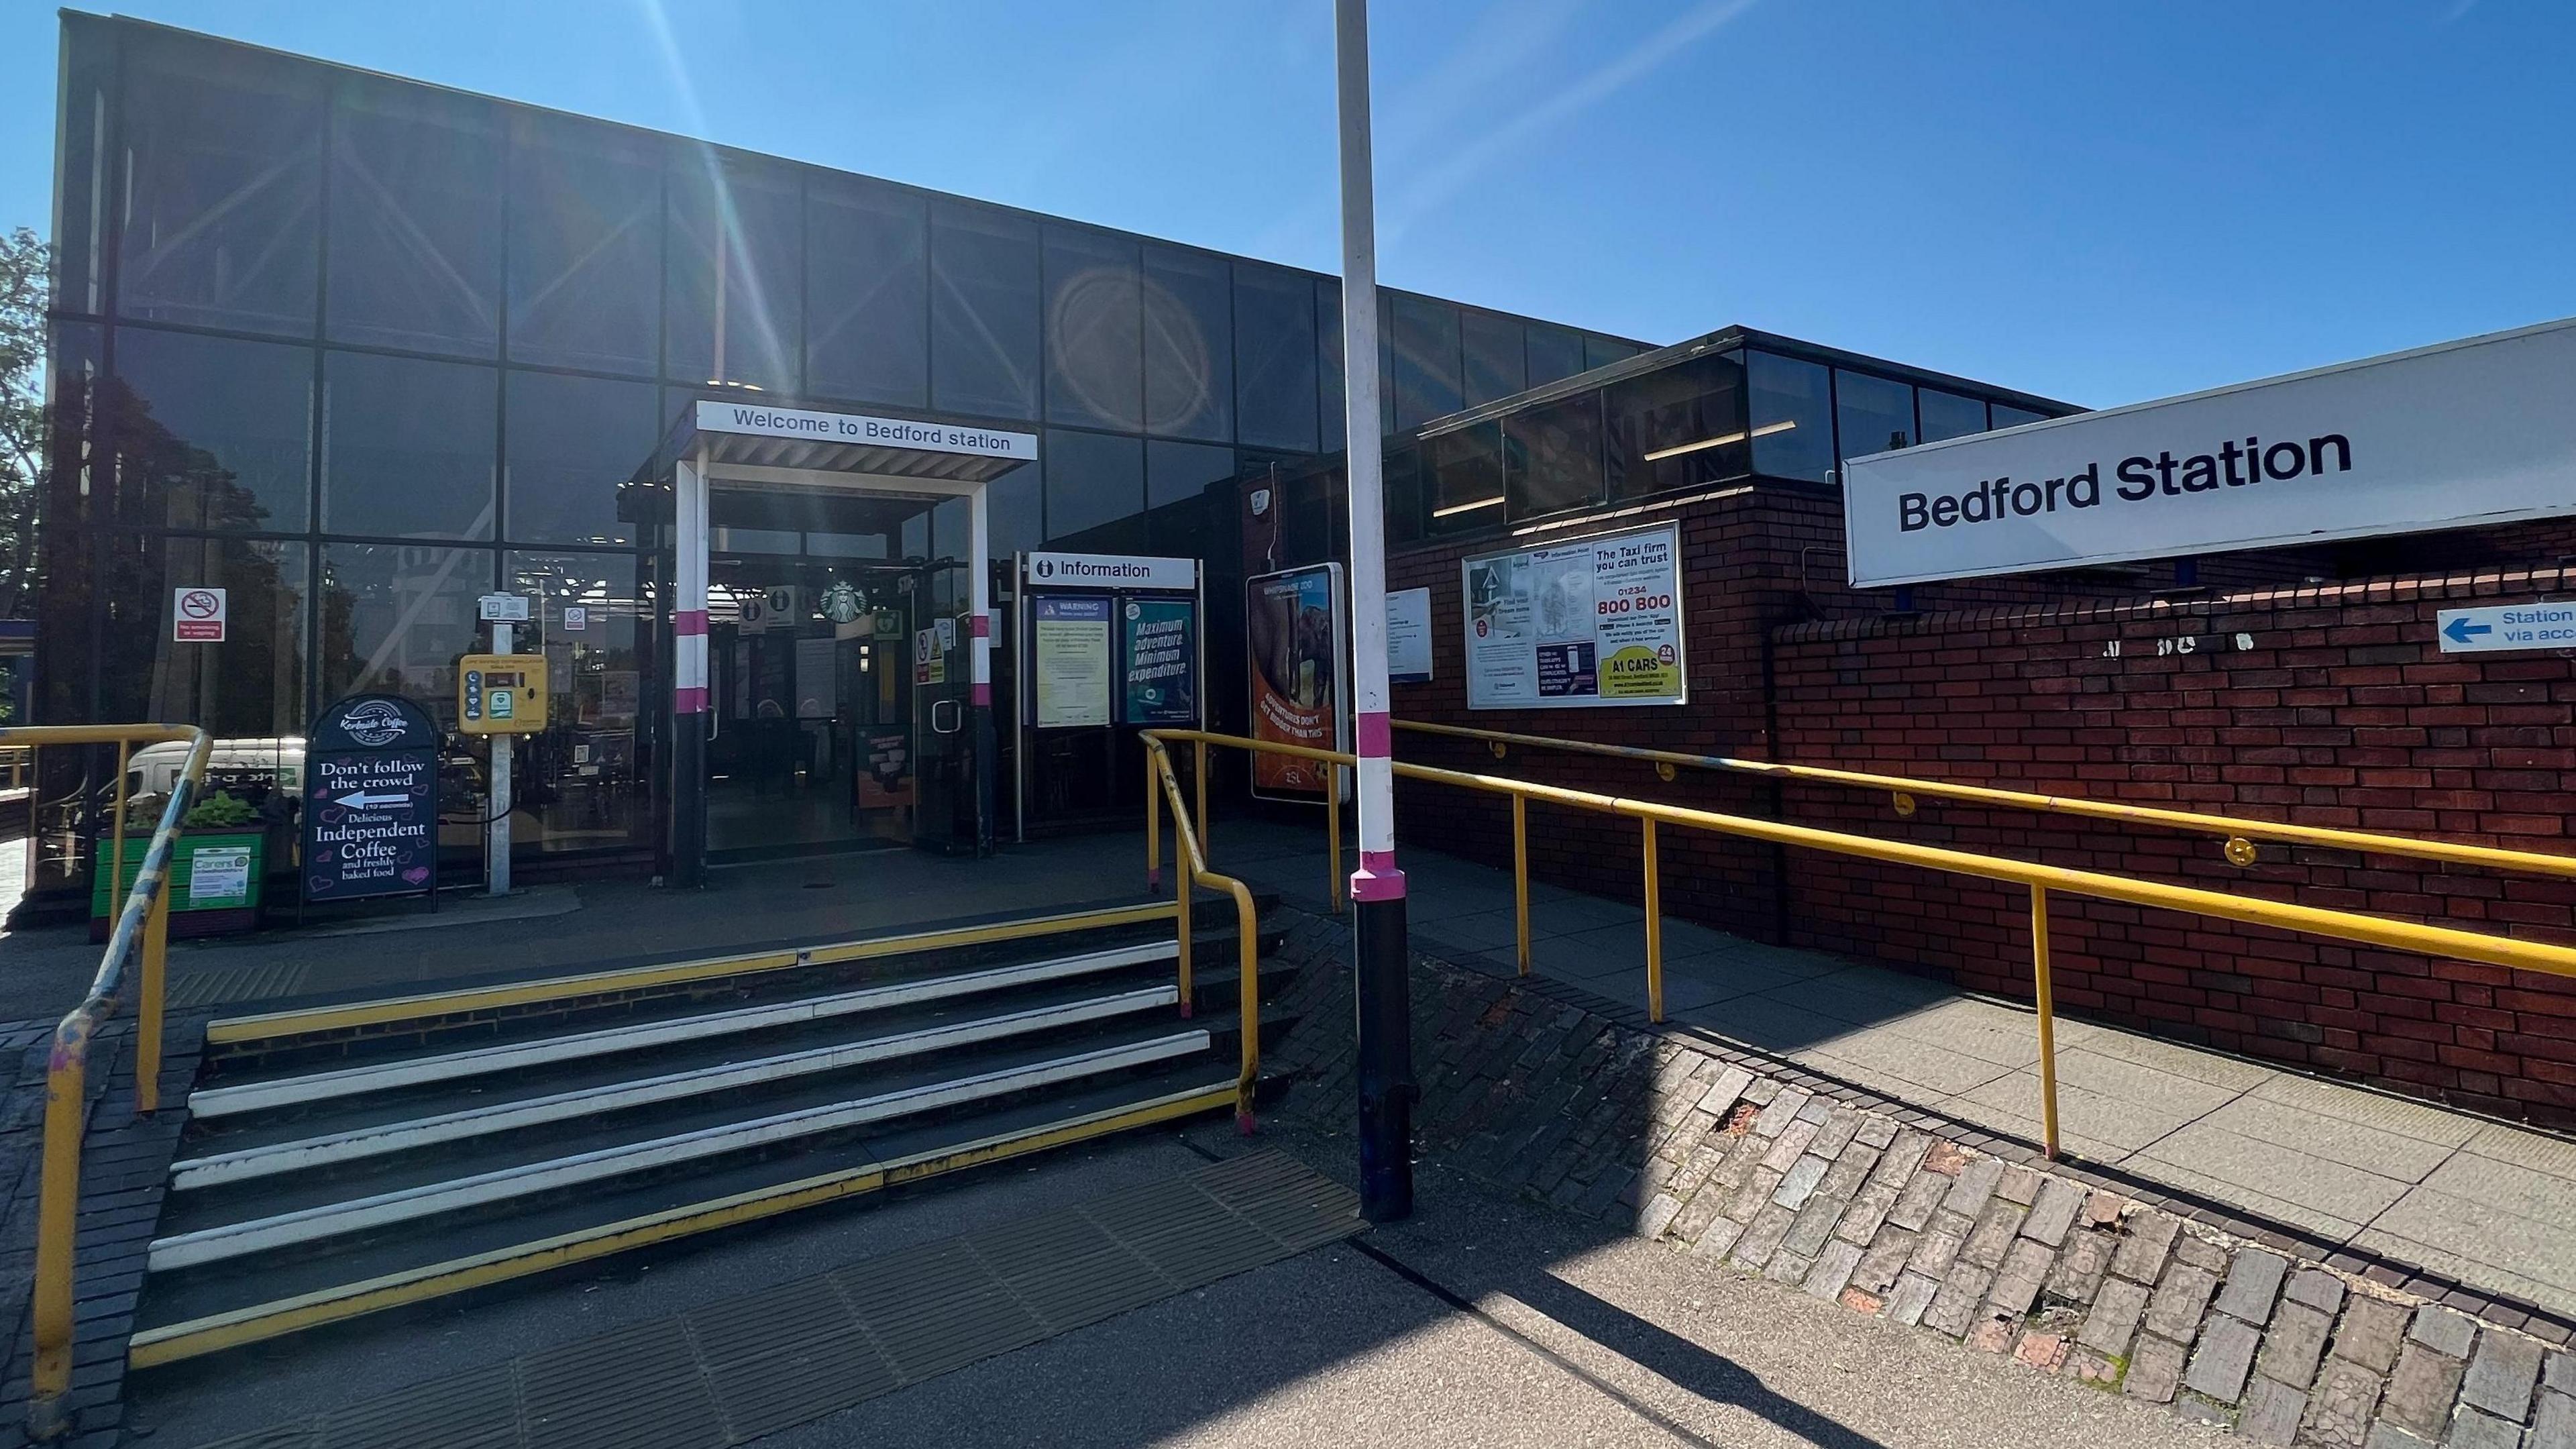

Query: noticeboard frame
[1458,519,1688,712]
[1245,561,1350,806]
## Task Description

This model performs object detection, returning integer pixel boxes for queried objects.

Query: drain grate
[201,1150,1361,1449]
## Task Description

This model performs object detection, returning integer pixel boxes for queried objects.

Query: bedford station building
[33,14,2576,1126]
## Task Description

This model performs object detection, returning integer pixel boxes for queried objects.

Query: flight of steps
[129,907,1297,1367]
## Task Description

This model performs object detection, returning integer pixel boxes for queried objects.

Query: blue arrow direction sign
[2436,602,2576,655]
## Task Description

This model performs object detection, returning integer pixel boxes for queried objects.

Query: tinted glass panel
[1505,392,1603,519]
[506,550,647,852]
[508,113,661,375]
[98,534,309,738]
[118,32,323,335]
[1281,467,1345,566]
[1585,335,1642,372]
[1389,294,1463,429]
[1605,350,1746,498]
[1748,351,1833,483]
[667,150,801,392]
[806,179,928,407]
[1461,311,1527,408]
[54,17,113,317]
[1147,439,1233,510]
[1316,278,1346,448]
[1232,265,1317,453]
[1525,325,1585,387]
[323,352,496,539]
[930,203,1040,420]
[327,76,503,356]
[986,462,1041,559]
[110,327,313,531]
[319,543,492,728]
[1384,445,1424,545]
[1042,429,1143,541]
[44,323,103,529]
[1044,228,1142,431]
[1992,402,2052,429]
[1835,369,1915,466]
[1917,388,1990,443]
[505,372,655,545]
[917,497,965,562]
[1426,423,1504,533]
[1142,247,1231,441]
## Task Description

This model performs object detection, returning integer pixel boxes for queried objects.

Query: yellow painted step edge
[129,1081,1234,1368]
[205,902,1183,1044]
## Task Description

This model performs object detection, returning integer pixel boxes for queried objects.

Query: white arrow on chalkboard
[333,790,414,809]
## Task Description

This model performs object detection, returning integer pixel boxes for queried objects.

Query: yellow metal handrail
[1393,718,2576,882]
[1137,727,2576,1165]
[13,723,211,1440]
[1142,735,1263,1134]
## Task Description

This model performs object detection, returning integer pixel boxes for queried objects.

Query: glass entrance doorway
[661,400,1025,884]
[704,557,920,858]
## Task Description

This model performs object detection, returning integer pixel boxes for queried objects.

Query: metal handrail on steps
[11,723,211,1440]
[1130,727,2576,1172]
[1141,735,1262,1135]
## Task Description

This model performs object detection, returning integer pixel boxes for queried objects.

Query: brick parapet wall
[1768,566,2576,1126]
[1379,478,2576,1127]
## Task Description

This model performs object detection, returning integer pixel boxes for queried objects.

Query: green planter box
[91,830,266,939]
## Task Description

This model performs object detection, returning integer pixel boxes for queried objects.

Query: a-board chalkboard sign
[302,694,441,904]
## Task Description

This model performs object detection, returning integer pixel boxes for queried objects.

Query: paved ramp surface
[1212,818,2576,1323]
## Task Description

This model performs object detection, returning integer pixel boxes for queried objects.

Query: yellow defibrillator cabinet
[458,653,549,735]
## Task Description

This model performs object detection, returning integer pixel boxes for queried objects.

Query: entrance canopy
[659,402,1039,884]
[659,400,1036,486]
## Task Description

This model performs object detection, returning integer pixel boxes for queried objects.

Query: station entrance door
[702,555,975,859]
[662,402,1033,884]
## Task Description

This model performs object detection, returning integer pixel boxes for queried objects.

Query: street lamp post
[1333,0,1414,1224]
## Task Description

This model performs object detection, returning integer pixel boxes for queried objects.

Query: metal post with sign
[475,592,531,895]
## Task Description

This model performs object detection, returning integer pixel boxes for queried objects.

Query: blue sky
[2,1,2568,408]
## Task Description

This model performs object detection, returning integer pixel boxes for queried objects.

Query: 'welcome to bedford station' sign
[695,401,1038,461]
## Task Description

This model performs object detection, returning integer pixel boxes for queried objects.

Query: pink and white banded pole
[1335,0,1414,1224]
[672,449,711,885]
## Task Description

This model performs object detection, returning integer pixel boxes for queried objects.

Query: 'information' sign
[1843,318,2576,589]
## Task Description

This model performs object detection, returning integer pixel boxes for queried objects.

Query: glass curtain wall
[41,13,1654,890]
[1379,346,2071,539]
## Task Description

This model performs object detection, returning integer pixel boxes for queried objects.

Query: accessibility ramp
[129,901,1299,1368]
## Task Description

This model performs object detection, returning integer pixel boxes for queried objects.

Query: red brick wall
[1374,476,2576,1127]
[1767,570,2576,1127]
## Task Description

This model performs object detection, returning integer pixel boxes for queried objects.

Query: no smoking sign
[173,586,227,642]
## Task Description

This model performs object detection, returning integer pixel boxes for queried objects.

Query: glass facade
[1385,339,2074,538]
[37,13,1650,891]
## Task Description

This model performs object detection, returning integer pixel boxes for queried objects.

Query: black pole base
[1354,890,1413,1223]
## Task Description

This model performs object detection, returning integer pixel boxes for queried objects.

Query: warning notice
[174,587,226,642]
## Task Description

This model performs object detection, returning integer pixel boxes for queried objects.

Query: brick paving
[0,1013,205,1449]
[1266,905,2576,1448]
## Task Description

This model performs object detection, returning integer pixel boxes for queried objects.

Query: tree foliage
[0,226,46,619]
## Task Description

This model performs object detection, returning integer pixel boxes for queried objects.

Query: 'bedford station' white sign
[694,401,1037,461]
[1842,317,2576,589]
